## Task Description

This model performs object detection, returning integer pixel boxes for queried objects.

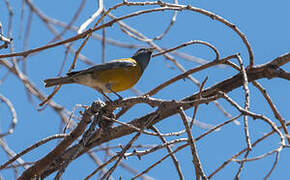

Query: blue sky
[0,0,289,179]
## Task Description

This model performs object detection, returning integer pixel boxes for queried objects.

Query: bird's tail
[44,76,74,87]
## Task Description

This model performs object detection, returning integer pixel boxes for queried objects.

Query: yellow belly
[93,64,142,93]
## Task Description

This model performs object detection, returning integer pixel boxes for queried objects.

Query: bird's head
[132,48,155,72]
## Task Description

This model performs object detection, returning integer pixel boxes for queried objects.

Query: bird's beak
[148,47,156,52]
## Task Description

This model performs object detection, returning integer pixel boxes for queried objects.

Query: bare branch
[0,94,17,138]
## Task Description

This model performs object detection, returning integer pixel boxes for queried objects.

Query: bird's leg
[101,92,113,102]
[97,88,113,102]
[105,84,123,100]
[112,90,123,100]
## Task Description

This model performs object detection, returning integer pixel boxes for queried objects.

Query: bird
[44,48,154,101]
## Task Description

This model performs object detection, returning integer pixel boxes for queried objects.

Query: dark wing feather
[66,59,136,76]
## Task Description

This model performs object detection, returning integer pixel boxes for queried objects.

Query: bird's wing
[66,58,136,76]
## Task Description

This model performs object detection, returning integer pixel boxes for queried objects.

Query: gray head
[131,48,154,72]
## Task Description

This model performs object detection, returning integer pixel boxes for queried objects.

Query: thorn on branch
[210,15,216,20]
[158,0,165,7]
[186,5,191,9]
[230,24,236,28]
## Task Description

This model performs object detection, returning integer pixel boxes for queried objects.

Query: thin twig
[131,143,188,180]
[0,138,27,169]
[101,116,158,136]
[0,134,67,170]
[0,94,17,138]
[18,105,93,179]
[124,138,187,158]
[220,92,284,145]
[178,107,208,180]
[78,0,104,33]
[252,81,290,144]
[190,76,208,128]
[234,150,250,179]
[236,55,252,153]
[151,126,184,180]
[146,54,237,96]
[233,147,282,163]
[100,113,160,180]
[84,154,119,180]
[51,0,86,42]
[264,151,280,180]
[153,0,178,40]
[153,40,220,61]
[209,121,289,179]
